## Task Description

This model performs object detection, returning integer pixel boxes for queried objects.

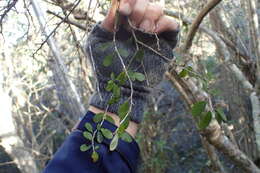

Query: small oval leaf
[134,49,144,62]
[97,131,104,143]
[198,111,212,130]
[112,84,121,98]
[80,144,91,152]
[120,132,132,143]
[98,42,112,52]
[93,113,104,123]
[101,128,113,139]
[118,101,130,120]
[105,116,115,125]
[116,72,127,85]
[83,131,93,141]
[216,108,227,122]
[118,48,129,57]
[191,101,207,117]
[118,117,130,134]
[110,133,119,151]
[85,123,93,133]
[134,72,145,82]
[91,151,99,162]
[179,69,188,78]
[106,80,114,92]
[103,54,114,67]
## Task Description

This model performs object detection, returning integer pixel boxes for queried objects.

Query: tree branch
[47,10,87,31]
[0,0,18,33]
[181,0,222,52]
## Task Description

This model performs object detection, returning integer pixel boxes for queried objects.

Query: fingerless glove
[84,23,178,123]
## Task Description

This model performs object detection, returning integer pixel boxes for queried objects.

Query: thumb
[101,0,120,32]
[101,0,135,32]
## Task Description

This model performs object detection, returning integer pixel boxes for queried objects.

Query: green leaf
[112,84,121,98]
[116,72,127,85]
[98,42,112,52]
[216,112,222,124]
[118,48,129,57]
[91,151,99,162]
[106,80,115,92]
[93,113,104,123]
[97,131,104,143]
[179,69,188,78]
[118,101,130,120]
[101,128,113,139]
[83,131,93,141]
[179,66,193,78]
[120,132,132,143]
[105,116,115,124]
[186,66,194,76]
[103,54,114,67]
[216,108,227,122]
[134,72,145,82]
[80,144,91,152]
[97,124,101,130]
[128,70,136,81]
[85,123,93,133]
[134,49,144,62]
[198,111,212,130]
[118,117,130,134]
[110,72,115,80]
[108,96,119,105]
[110,133,119,151]
[191,101,207,117]
[95,145,100,150]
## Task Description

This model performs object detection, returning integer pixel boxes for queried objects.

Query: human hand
[101,0,179,33]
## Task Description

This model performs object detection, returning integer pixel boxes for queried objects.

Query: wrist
[88,106,138,138]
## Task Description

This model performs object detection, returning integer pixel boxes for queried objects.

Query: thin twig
[47,10,87,30]
[32,0,81,57]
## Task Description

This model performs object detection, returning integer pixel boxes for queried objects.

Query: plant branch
[47,10,87,31]
[0,0,18,33]
[181,0,222,52]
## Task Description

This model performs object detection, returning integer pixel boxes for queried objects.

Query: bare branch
[0,0,18,33]
[47,10,87,31]
[181,0,222,52]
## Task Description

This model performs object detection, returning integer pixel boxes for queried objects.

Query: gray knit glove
[84,23,178,123]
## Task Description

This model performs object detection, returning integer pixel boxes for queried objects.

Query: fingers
[129,0,149,26]
[154,15,179,34]
[139,3,163,32]
[118,0,136,15]
[102,0,179,33]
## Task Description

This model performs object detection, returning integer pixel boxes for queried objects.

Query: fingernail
[140,20,151,32]
[119,3,131,15]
